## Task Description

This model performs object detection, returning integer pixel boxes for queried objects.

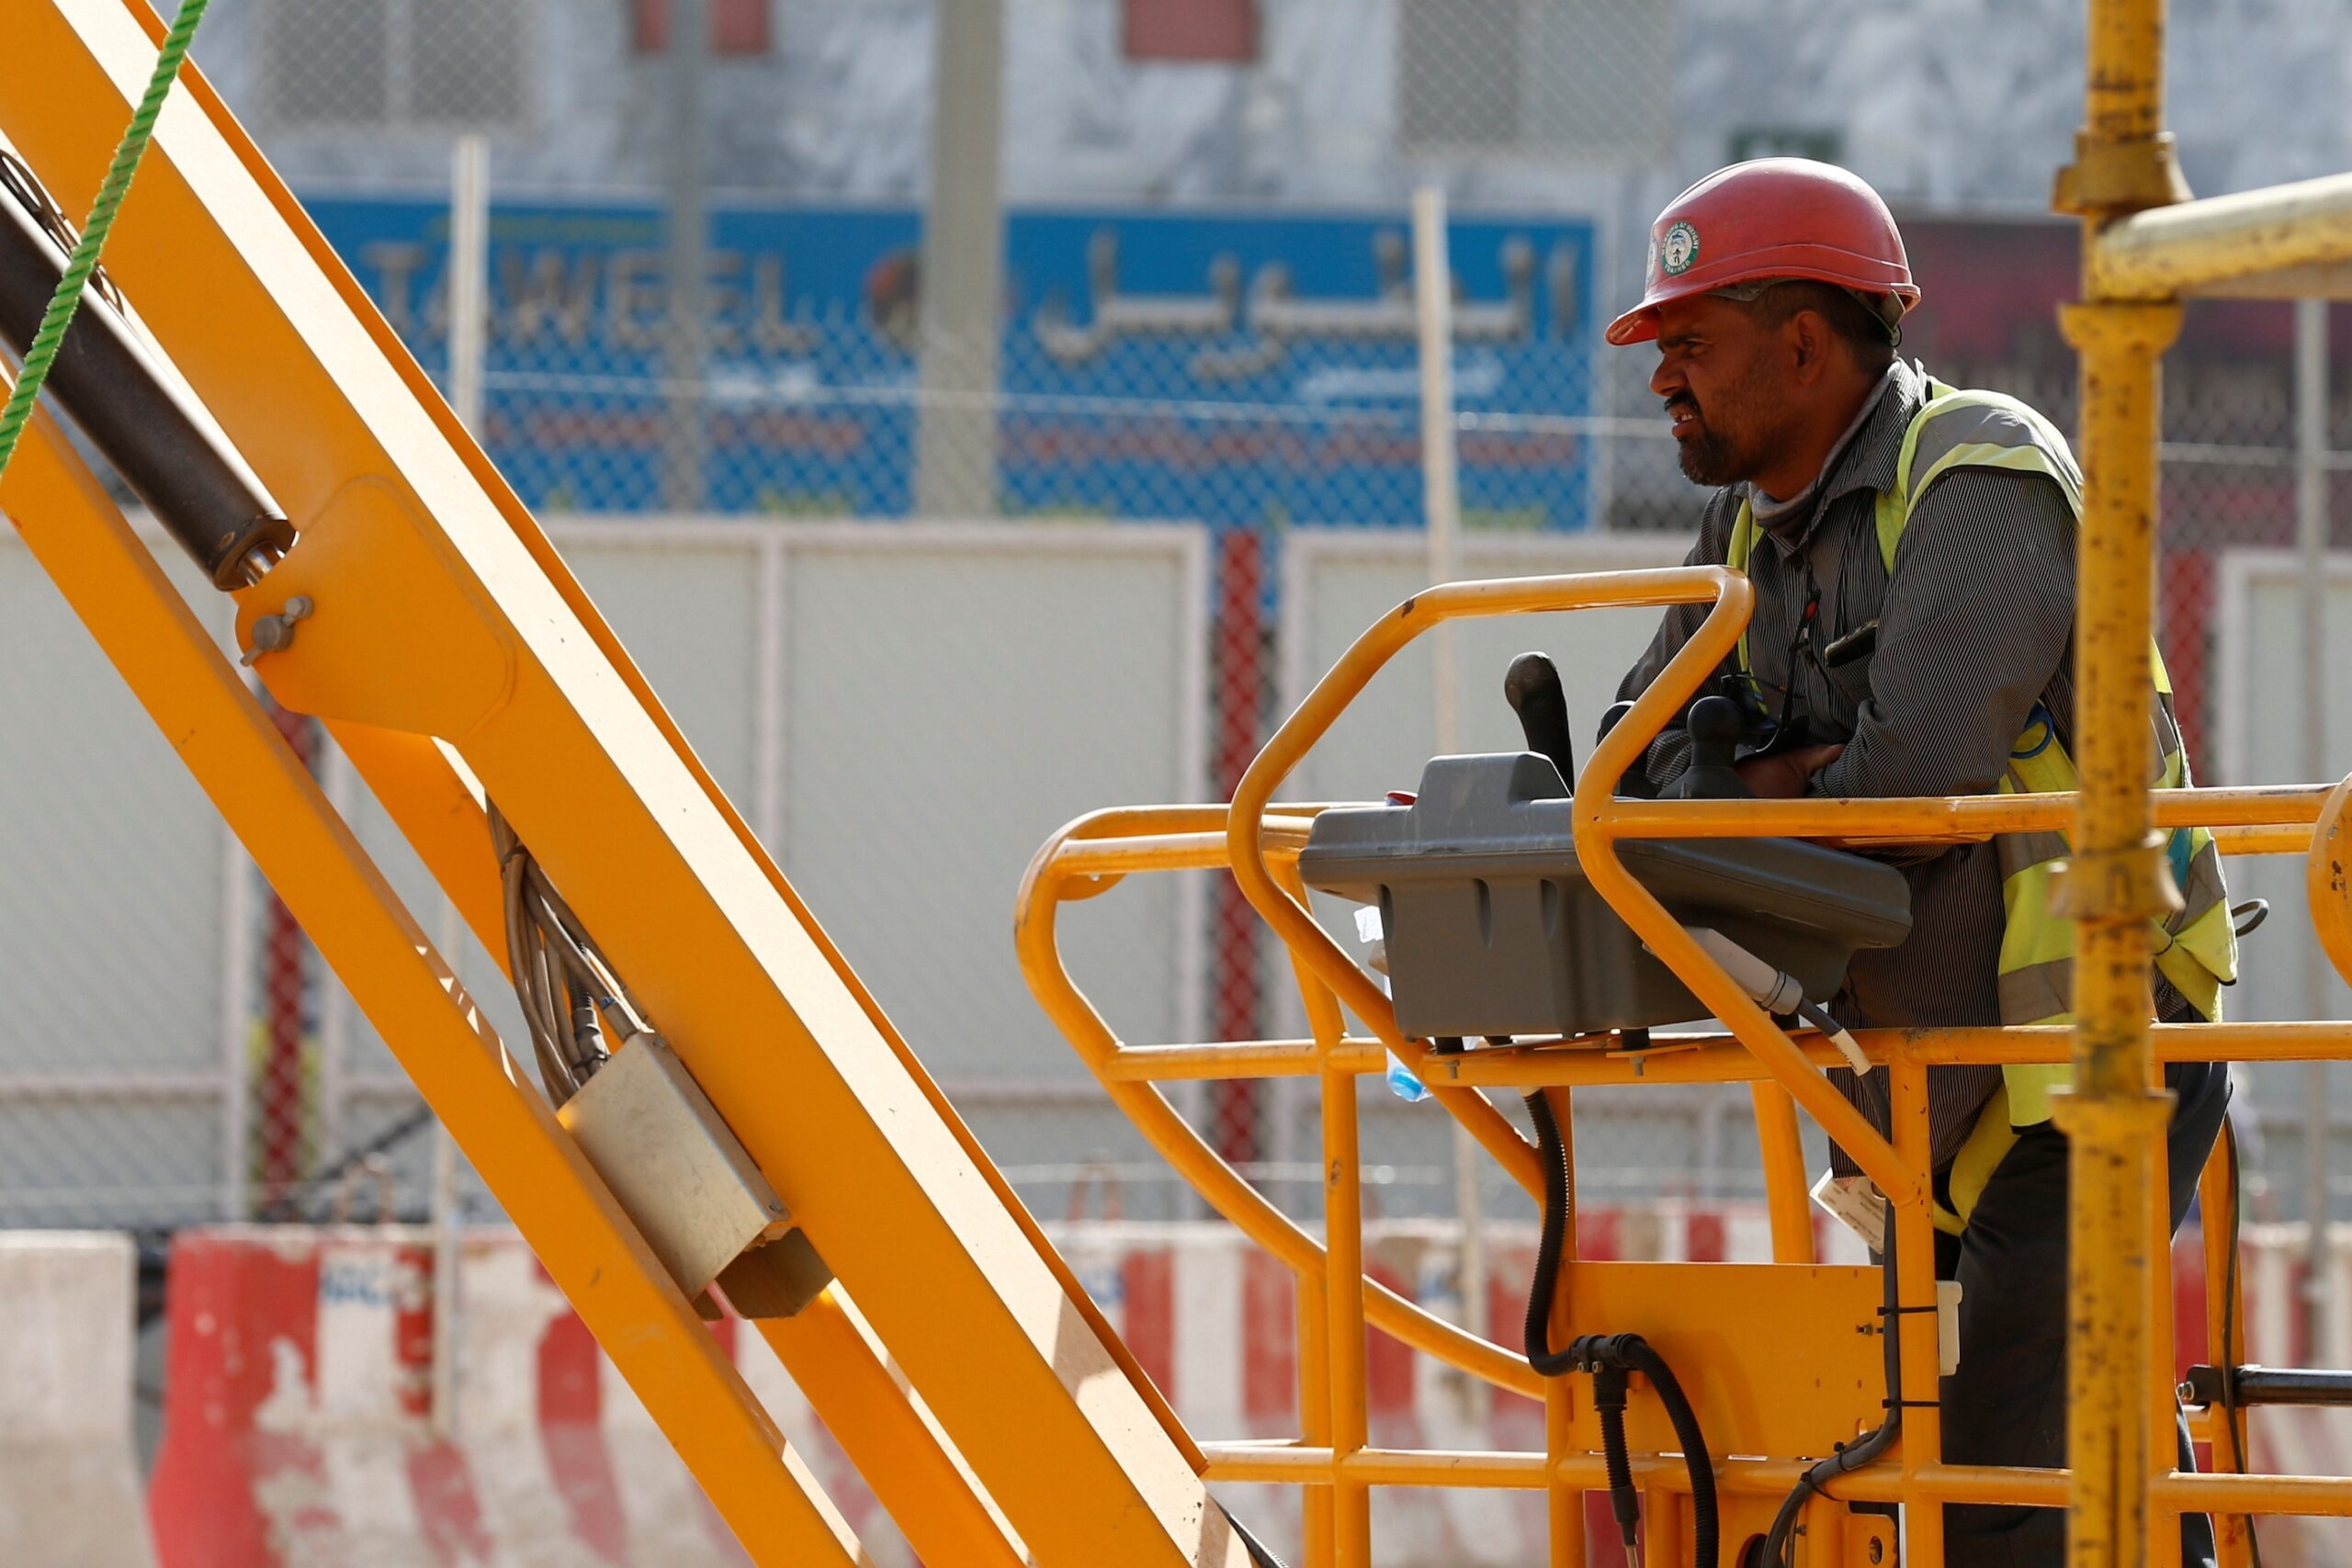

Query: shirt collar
[1747,359,1922,547]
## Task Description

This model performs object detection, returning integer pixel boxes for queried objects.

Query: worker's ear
[1785,309,1834,385]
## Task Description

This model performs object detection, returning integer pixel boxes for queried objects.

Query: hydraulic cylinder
[0,156,290,587]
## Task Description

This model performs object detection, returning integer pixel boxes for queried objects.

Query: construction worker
[1607,159,2234,1565]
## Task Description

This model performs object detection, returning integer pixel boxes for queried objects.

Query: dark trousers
[1938,1060,2232,1567]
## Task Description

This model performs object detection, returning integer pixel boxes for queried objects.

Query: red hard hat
[1605,159,1919,347]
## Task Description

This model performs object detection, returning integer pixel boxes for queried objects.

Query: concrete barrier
[0,1231,155,1568]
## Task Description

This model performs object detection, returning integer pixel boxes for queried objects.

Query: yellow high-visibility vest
[1725,379,2235,1186]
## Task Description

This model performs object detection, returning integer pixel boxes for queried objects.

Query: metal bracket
[1841,1510,1897,1565]
[238,593,311,665]
[2047,1089,2174,1140]
[2047,831,2184,923]
[2052,130,2193,217]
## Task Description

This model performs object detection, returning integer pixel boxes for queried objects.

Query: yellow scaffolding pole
[2058,0,2352,1557]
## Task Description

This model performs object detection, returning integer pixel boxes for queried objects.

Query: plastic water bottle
[1385,1050,1430,1103]
[1353,905,1430,1102]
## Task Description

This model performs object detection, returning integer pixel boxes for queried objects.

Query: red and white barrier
[138,1212,2352,1565]
[135,1209,1820,1567]
[148,1227,796,1568]
[0,1232,155,1568]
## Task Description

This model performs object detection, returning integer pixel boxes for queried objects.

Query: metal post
[1412,186,1489,1339]
[2069,312,2187,1561]
[447,135,490,434]
[662,0,709,514]
[2057,4,2186,1559]
[2057,291,2182,1568]
[910,0,1005,518]
[216,824,254,1221]
[1413,185,1464,756]
[1323,1063,1374,1563]
[2301,298,2335,1350]
[429,897,463,1436]
[431,133,490,1436]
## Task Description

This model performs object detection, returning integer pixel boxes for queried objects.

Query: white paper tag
[1810,1169,1887,1254]
[1351,904,1389,976]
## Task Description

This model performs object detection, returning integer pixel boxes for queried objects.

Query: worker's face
[1647,294,1803,488]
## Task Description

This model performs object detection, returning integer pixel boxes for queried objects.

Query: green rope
[0,0,212,482]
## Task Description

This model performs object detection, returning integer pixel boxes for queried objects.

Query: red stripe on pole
[257,702,317,1213]
[1123,0,1257,62]
[2161,547,2216,767]
[1211,528,1268,1165]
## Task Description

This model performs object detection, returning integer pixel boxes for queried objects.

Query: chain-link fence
[6,0,2351,1255]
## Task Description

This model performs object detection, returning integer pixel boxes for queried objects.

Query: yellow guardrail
[1020,562,2352,1566]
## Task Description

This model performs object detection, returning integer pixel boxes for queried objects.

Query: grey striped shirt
[1616,359,2183,1172]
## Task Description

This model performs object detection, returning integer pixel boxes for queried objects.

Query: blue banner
[308,196,1599,528]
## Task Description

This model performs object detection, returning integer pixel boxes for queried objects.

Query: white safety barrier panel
[0,1232,156,1568]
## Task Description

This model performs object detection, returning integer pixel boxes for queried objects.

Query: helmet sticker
[1660,220,1700,277]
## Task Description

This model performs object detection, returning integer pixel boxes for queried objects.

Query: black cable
[1522,1089,1718,1566]
[1552,1334,1718,1567]
[1220,1504,1289,1568]
[1523,1089,1577,1376]
[1760,1216,1904,1566]
[1620,1336,1718,1565]
[1591,1363,1641,1557]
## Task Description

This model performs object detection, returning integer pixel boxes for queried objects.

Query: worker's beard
[1672,360,1787,489]
[1675,413,1750,488]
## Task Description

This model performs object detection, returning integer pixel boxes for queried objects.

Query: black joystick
[1503,652,1577,789]
[1595,699,1658,799]
[1660,694,1753,800]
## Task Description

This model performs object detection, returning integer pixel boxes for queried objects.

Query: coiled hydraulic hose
[1524,1089,1719,1567]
